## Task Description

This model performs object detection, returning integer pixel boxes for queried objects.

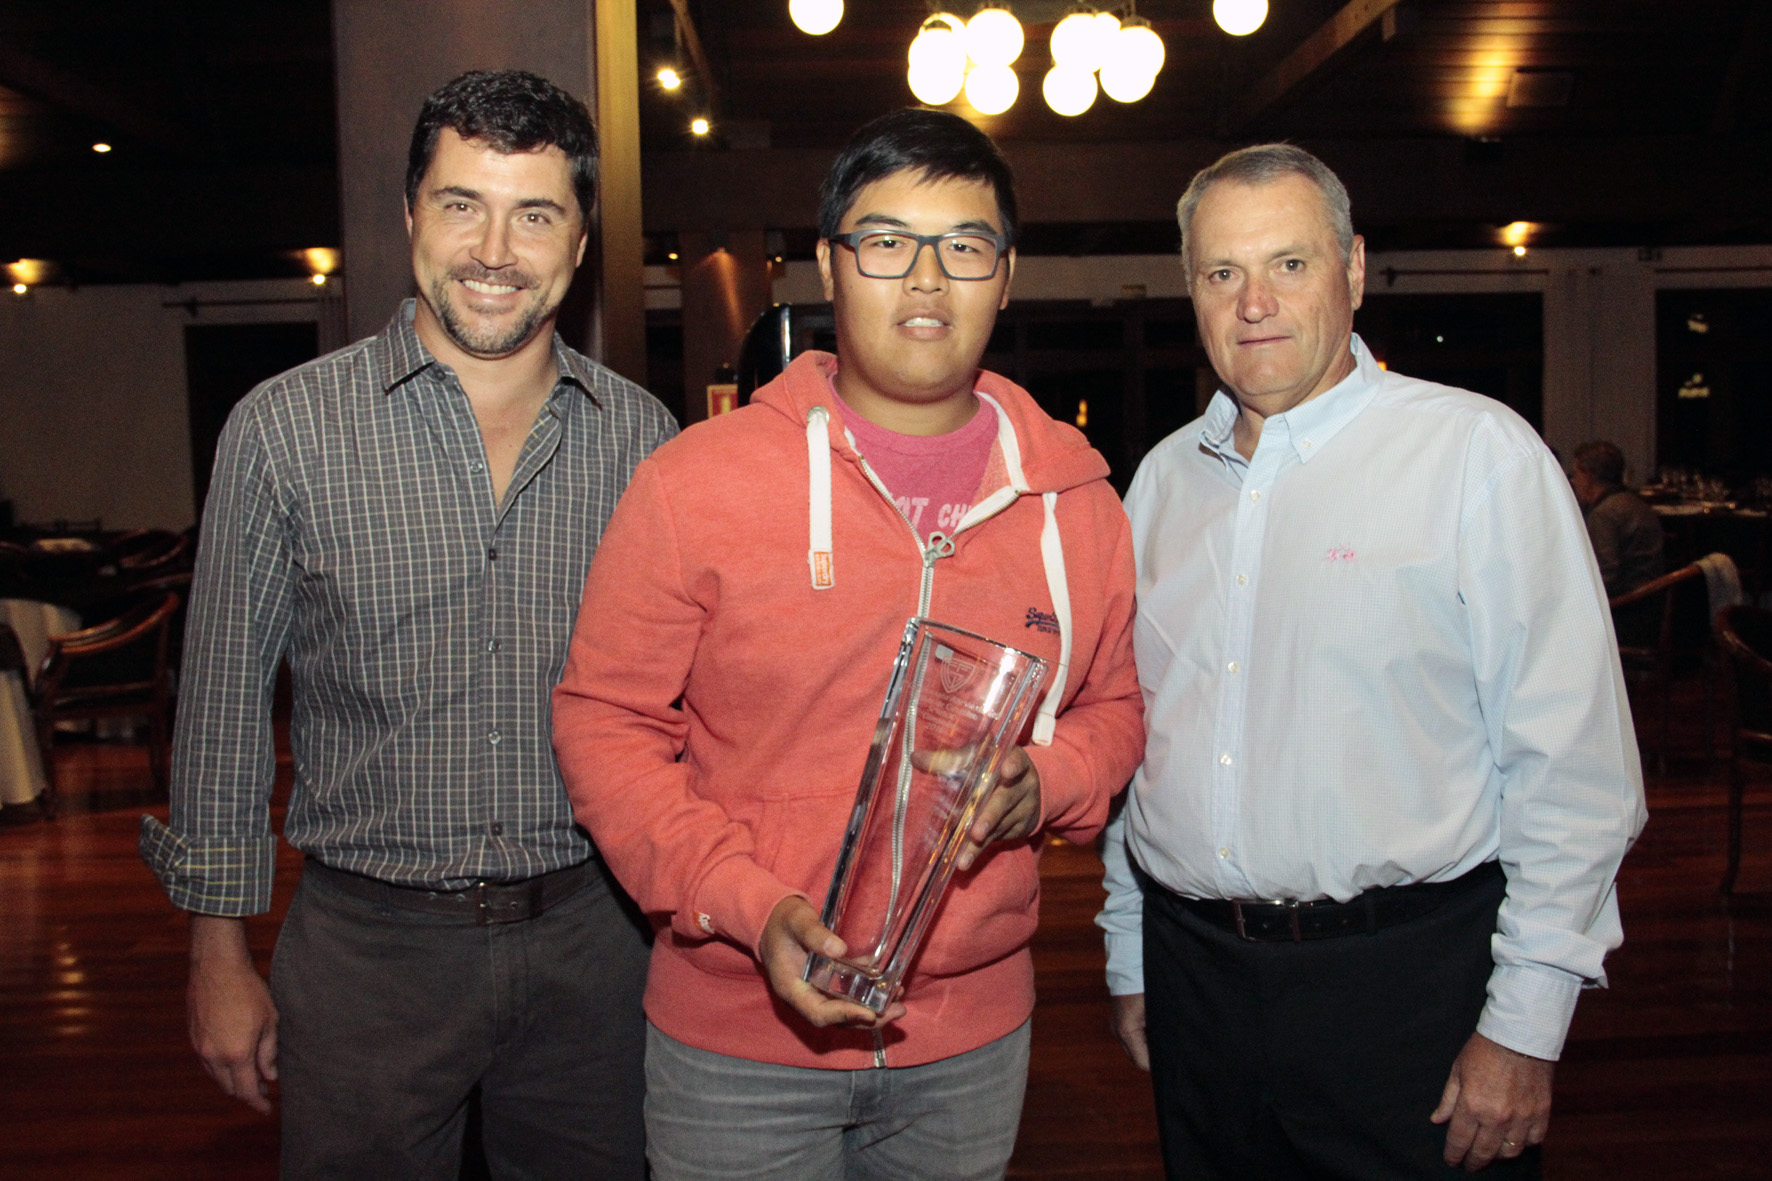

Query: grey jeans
[644,1020,1032,1181]
[270,857,651,1180]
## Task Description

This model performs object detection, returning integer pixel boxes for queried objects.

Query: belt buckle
[1232,899,1304,942]
[472,879,544,926]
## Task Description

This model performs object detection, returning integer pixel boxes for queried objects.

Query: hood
[752,351,1110,497]
[754,350,1109,749]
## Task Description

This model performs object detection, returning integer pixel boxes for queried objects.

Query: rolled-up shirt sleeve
[1460,438,1648,1060]
[139,397,294,916]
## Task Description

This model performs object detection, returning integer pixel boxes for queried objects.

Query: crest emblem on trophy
[936,645,978,695]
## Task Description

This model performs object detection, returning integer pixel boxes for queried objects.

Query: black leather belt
[1166,861,1502,943]
[303,856,591,926]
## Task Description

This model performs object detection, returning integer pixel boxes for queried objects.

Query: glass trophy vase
[804,618,1048,1014]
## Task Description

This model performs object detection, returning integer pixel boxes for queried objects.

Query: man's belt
[302,856,591,925]
[1165,860,1503,943]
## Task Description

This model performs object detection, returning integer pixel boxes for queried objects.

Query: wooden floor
[1,706,1768,1179]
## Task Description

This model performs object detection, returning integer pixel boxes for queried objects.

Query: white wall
[0,278,341,531]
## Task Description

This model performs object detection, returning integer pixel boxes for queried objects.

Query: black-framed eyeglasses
[828,229,1009,281]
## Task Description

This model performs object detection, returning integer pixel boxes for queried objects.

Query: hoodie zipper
[854,453,954,615]
[848,447,1023,1072]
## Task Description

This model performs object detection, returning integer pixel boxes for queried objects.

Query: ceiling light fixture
[964,63,1020,116]
[691,117,711,136]
[658,67,682,90]
[1042,65,1098,117]
[1213,0,1268,36]
[1051,9,1116,74]
[91,142,112,153]
[908,16,968,105]
[964,7,1024,70]
[789,0,843,36]
[11,283,26,295]
[1099,15,1165,103]
[310,273,328,286]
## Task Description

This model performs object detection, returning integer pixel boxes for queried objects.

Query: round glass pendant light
[1050,10,1113,73]
[964,7,1025,69]
[1042,65,1098,116]
[908,20,968,105]
[1099,60,1156,102]
[1116,18,1166,78]
[1213,0,1268,37]
[789,0,843,36]
[964,63,1020,115]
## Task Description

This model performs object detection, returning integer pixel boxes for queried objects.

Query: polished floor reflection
[0,710,1766,1178]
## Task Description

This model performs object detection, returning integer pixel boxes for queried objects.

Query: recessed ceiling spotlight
[658,67,682,90]
[311,273,328,286]
[91,142,112,153]
[11,283,27,295]
[667,251,679,261]
[691,117,711,136]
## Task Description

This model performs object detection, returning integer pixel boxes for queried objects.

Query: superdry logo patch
[1024,608,1060,635]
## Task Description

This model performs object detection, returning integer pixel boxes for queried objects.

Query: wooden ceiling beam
[665,0,722,117]
[0,40,184,153]
[1228,0,1408,136]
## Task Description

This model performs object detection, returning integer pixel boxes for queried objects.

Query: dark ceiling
[2,1,1770,284]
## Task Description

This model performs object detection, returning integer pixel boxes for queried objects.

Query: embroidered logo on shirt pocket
[1325,546,1357,563]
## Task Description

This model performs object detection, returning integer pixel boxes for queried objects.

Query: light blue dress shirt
[1100,335,1647,1060]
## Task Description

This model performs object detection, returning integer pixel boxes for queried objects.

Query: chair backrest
[36,593,178,705]
[119,531,192,573]
[81,572,194,656]
[1610,562,1705,661]
[1715,604,1772,738]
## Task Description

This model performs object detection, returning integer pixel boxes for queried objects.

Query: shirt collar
[370,298,598,419]
[1196,332,1382,467]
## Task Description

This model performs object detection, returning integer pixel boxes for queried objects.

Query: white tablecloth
[0,599,80,809]
[0,670,47,806]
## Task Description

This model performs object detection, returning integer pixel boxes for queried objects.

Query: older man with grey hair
[1098,143,1645,1178]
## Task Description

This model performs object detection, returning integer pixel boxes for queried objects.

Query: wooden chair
[1610,562,1717,773]
[82,572,194,678]
[1714,605,1772,894]
[30,593,178,818]
[118,531,192,574]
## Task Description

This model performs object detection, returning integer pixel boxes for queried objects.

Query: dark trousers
[1143,865,1543,1180]
[271,857,651,1180]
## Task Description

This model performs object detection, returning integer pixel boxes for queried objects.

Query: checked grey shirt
[141,301,677,915]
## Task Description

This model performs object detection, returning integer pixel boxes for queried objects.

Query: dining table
[1648,499,1771,598]
[0,598,81,811]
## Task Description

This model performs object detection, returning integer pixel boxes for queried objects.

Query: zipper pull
[924,531,956,568]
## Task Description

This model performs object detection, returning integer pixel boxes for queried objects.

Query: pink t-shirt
[839,393,997,541]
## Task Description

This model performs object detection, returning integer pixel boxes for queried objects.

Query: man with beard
[139,71,675,1177]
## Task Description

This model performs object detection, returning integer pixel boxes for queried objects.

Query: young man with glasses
[552,108,1143,1179]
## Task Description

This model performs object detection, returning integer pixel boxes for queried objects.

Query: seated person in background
[1572,439,1665,598]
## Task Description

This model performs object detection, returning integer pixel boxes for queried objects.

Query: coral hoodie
[554,351,1143,1069]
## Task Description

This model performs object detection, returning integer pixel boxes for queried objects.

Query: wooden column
[679,228,772,425]
[592,0,647,386]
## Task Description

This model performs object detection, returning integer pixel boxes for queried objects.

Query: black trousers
[1143,865,1543,1180]
[271,857,651,1180]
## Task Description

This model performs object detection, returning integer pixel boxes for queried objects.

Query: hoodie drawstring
[1031,491,1072,746]
[807,406,834,589]
[970,395,1072,747]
